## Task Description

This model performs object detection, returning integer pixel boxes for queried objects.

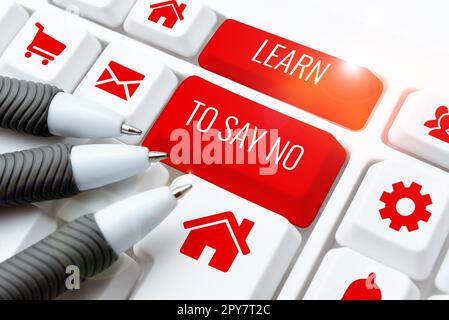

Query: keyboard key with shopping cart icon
[0,8,101,92]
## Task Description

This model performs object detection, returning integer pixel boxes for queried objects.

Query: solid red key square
[199,20,384,130]
[143,76,346,227]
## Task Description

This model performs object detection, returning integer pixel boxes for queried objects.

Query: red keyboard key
[199,20,384,130]
[144,76,346,227]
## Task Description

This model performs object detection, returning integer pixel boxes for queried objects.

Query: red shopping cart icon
[25,23,67,65]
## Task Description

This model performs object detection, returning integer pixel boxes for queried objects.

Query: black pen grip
[0,76,62,137]
[0,144,80,207]
[0,214,119,300]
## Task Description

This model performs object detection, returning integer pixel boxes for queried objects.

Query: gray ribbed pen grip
[0,214,119,300]
[0,144,80,207]
[0,75,62,136]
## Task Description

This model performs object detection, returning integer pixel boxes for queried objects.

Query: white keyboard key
[131,174,301,300]
[304,248,420,300]
[428,295,449,300]
[389,91,449,170]
[0,207,57,263]
[75,42,178,144]
[53,0,136,28]
[0,9,101,92]
[58,254,141,300]
[435,249,449,294]
[36,163,170,222]
[336,160,449,281]
[0,1,29,55]
[124,0,217,57]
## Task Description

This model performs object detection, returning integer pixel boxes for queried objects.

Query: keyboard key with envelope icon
[75,42,178,144]
[131,174,301,299]
[143,76,347,227]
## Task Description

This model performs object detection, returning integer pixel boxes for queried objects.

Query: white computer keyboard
[1,0,449,300]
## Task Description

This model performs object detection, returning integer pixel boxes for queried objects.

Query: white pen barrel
[47,92,125,138]
[70,144,151,191]
[0,186,179,300]
[0,214,119,300]
[0,144,153,206]
[94,187,177,254]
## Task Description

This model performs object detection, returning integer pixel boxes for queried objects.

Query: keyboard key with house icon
[124,0,217,56]
[131,174,301,299]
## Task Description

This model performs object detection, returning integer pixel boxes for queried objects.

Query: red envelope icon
[95,61,145,101]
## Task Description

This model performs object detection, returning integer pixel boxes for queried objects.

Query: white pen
[0,143,167,207]
[0,75,142,138]
[0,184,192,300]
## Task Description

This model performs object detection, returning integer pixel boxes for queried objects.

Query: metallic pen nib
[121,124,143,136]
[148,151,168,163]
[172,184,193,199]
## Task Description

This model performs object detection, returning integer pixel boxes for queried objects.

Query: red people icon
[148,0,187,29]
[25,23,67,65]
[342,273,382,300]
[424,105,449,144]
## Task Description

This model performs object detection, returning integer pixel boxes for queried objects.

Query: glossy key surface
[199,20,384,130]
[143,76,346,227]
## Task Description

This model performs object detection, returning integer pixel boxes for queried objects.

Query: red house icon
[180,212,255,272]
[148,0,187,29]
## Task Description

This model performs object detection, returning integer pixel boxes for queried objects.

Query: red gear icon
[379,182,432,232]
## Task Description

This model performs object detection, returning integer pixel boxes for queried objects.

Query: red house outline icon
[180,212,255,272]
[148,0,187,29]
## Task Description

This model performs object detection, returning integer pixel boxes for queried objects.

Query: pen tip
[121,124,143,136]
[172,184,193,199]
[148,151,168,163]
